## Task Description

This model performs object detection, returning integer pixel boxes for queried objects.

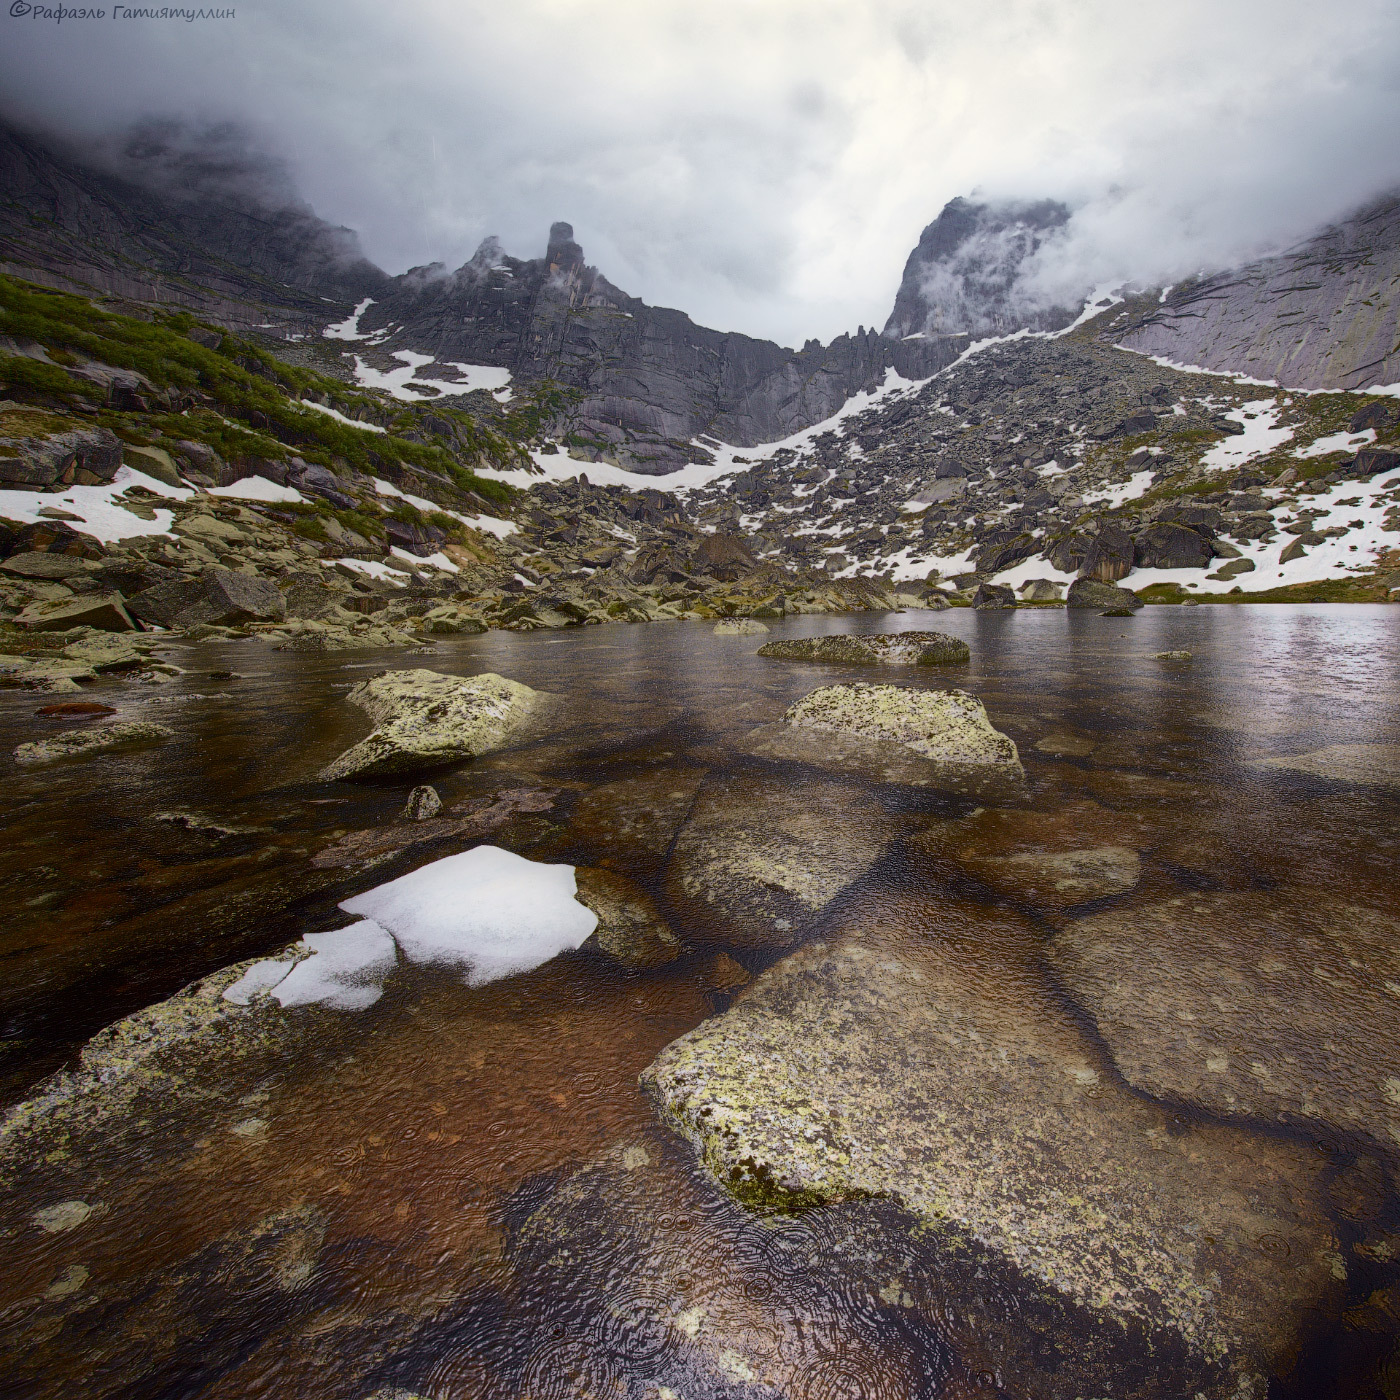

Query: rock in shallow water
[744,682,1024,797]
[1066,577,1144,610]
[13,720,172,764]
[758,630,969,666]
[642,905,1347,1398]
[665,771,909,950]
[318,669,541,781]
[401,784,442,821]
[575,866,682,967]
[1050,891,1400,1152]
[712,618,769,635]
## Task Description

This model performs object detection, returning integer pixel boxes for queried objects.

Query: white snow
[339,846,598,987]
[1050,285,1126,337]
[210,476,307,504]
[330,557,411,584]
[324,298,376,341]
[1080,470,1155,507]
[349,351,513,403]
[1293,428,1376,459]
[371,476,517,538]
[222,958,296,1006]
[299,399,387,434]
[0,466,183,543]
[389,544,459,573]
[474,366,934,497]
[271,922,399,1011]
[1199,400,1295,472]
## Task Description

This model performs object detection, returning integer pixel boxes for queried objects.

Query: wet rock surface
[1050,891,1400,1151]
[13,718,171,764]
[644,904,1350,1397]
[757,629,969,666]
[665,771,909,950]
[745,682,1025,797]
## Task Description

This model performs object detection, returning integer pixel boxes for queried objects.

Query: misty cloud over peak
[1,0,1398,344]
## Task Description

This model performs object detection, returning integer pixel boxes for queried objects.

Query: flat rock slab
[743,683,1024,798]
[1050,891,1400,1152]
[713,618,769,635]
[758,631,969,666]
[1248,743,1400,790]
[318,669,541,781]
[14,721,171,764]
[576,866,682,968]
[644,909,1347,1397]
[665,771,909,950]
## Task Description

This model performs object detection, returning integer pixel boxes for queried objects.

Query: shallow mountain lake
[1,604,1398,1398]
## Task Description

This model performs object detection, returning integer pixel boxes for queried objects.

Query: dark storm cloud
[1,0,1398,345]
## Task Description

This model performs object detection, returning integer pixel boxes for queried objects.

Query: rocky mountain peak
[884,195,1077,340]
[546,220,586,277]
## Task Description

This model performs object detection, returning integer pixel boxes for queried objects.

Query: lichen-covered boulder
[712,618,769,635]
[643,904,1348,1398]
[744,683,1023,797]
[758,630,968,666]
[318,669,540,781]
[1049,891,1400,1153]
[14,721,172,764]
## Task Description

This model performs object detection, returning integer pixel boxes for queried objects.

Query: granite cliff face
[1112,194,1400,388]
[883,196,1078,340]
[0,122,386,333]
[359,222,961,473]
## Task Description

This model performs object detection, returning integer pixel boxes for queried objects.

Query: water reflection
[0,603,1397,1397]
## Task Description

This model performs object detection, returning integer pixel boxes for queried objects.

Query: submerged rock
[643,906,1347,1398]
[1049,891,1400,1151]
[0,949,313,1182]
[575,866,682,968]
[713,618,769,635]
[318,669,541,781]
[14,720,172,764]
[665,771,908,950]
[757,630,969,666]
[569,768,707,874]
[1247,743,1400,790]
[744,682,1023,797]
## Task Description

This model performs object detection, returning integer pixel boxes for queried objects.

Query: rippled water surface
[2,604,1398,1398]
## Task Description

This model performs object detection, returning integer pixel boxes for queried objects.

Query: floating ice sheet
[339,846,597,987]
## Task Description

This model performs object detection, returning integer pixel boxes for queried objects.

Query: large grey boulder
[128,567,286,630]
[744,682,1023,796]
[317,669,541,781]
[757,630,968,666]
[15,591,136,633]
[1049,891,1400,1152]
[0,426,122,488]
[1066,576,1144,610]
[665,771,909,950]
[643,908,1348,1398]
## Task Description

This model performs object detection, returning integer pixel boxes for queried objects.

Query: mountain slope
[1112,194,1400,389]
[0,122,386,333]
[354,222,961,474]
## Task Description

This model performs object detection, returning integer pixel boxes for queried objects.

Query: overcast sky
[3,0,1399,346]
